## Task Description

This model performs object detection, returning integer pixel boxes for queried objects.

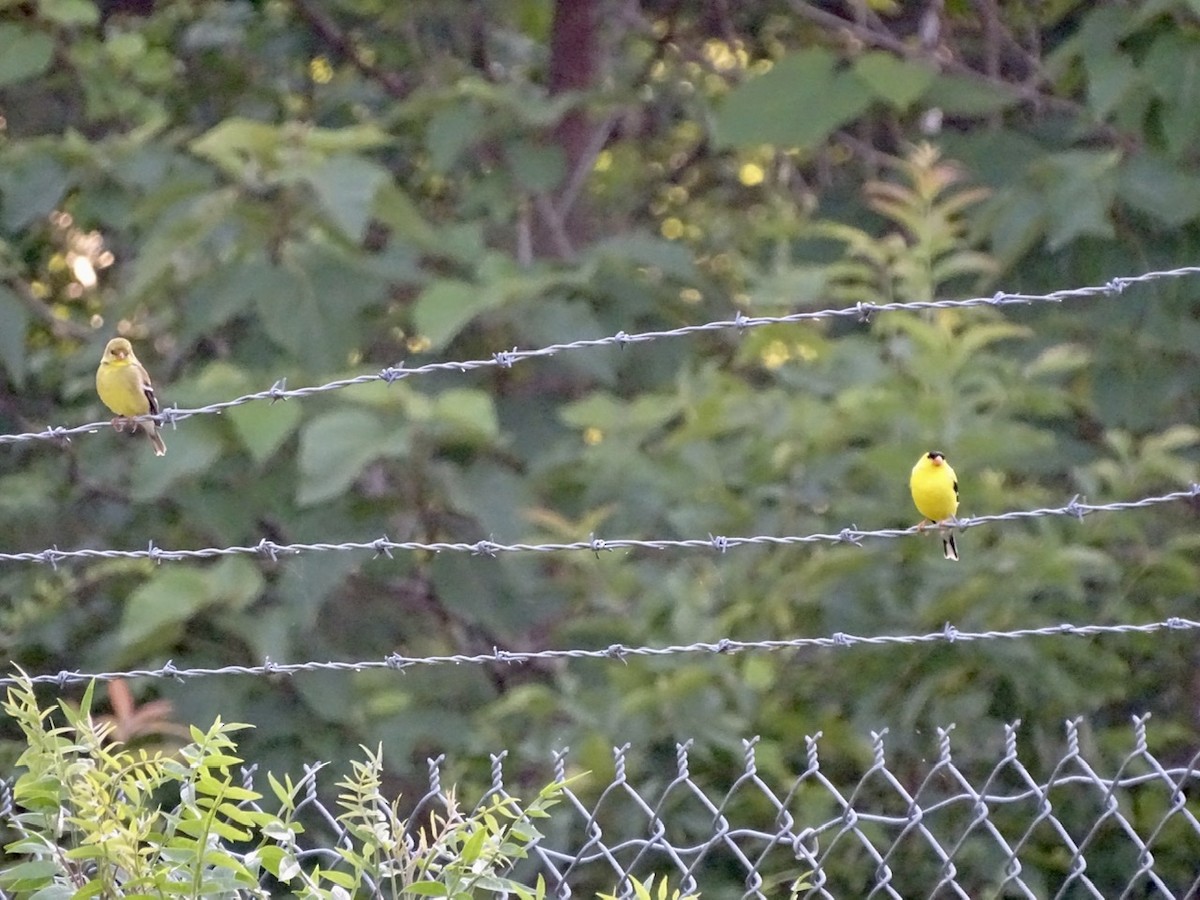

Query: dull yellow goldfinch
[910,450,958,561]
[96,337,166,456]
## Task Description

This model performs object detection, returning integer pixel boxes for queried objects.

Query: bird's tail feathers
[943,533,959,562]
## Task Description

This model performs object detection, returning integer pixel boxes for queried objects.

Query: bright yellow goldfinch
[96,337,166,456]
[910,450,958,561]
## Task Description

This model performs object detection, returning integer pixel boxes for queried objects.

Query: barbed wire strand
[2,485,1195,567]
[5,616,1198,690]
[2,266,1197,448]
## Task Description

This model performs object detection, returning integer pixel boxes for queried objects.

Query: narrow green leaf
[315,868,357,888]
[302,123,391,154]
[199,752,243,768]
[206,819,252,842]
[215,783,260,802]
[267,772,297,807]
[407,882,452,896]
[459,825,487,865]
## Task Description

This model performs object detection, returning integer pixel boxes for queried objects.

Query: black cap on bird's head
[926,450,946,465]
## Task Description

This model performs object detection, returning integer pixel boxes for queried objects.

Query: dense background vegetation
[1,0,1198,892]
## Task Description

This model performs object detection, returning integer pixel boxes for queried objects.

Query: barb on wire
[2,267,1198,447]
[5,616,1199,689]
[1,486,1195,568]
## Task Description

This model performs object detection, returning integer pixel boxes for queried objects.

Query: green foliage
[2,674,267,897]
[597,874,701,900]
[0,674,570,899]
[1,2,1200,895]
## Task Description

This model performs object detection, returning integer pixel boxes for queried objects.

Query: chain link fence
[207,715,1199,899]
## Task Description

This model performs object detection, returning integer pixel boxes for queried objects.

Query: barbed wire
[1,485,1195,568]
[2,266,1197,448]
[5,616,1198,690]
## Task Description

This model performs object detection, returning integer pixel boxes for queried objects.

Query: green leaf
[0,152,69,231]
[560,392,683,433]
[316,869,357,889]
[0,285,29,388]
[429,388,500,443]
[0,859,61,885]
[0,24,54,86]
[1084,49,1139,119]
[426,103,486,172]
[253,263,324,363]
[923,74,1019,115]
[853,53,935,110]
[37,0,99,25]
[228,397,303,464]
[307,154,389,241]
[459,824,487,864]
[206,820,253,842]
[413,278,495,350]
[407,882,451,897]
[1038,151,1119,249]
[189,117,282,176]
[371,182,442,252]
[977,186,1045,264]
[1117,154,1200,227]
[301,123,391,154]
[300,244,390,315]
[118,569,213,653]
[588,233,696,280]
[106,31,147,67]
[713,49,872,149]
[255,846,288,879]
[128,426,224,503]
[1143,31,1200,158]
[297,408,404,506]
[504,139,566,192]
[183,256,291,339]
[205,556,266,612]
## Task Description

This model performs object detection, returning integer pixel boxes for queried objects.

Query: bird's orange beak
[931,456,943,466]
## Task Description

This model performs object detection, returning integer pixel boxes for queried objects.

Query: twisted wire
[1,267,1195,447]
[5,616,1198,689]
[1,486,1194,567]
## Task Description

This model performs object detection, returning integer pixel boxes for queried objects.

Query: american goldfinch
[910,450,958,561]
[96,337,166,456]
